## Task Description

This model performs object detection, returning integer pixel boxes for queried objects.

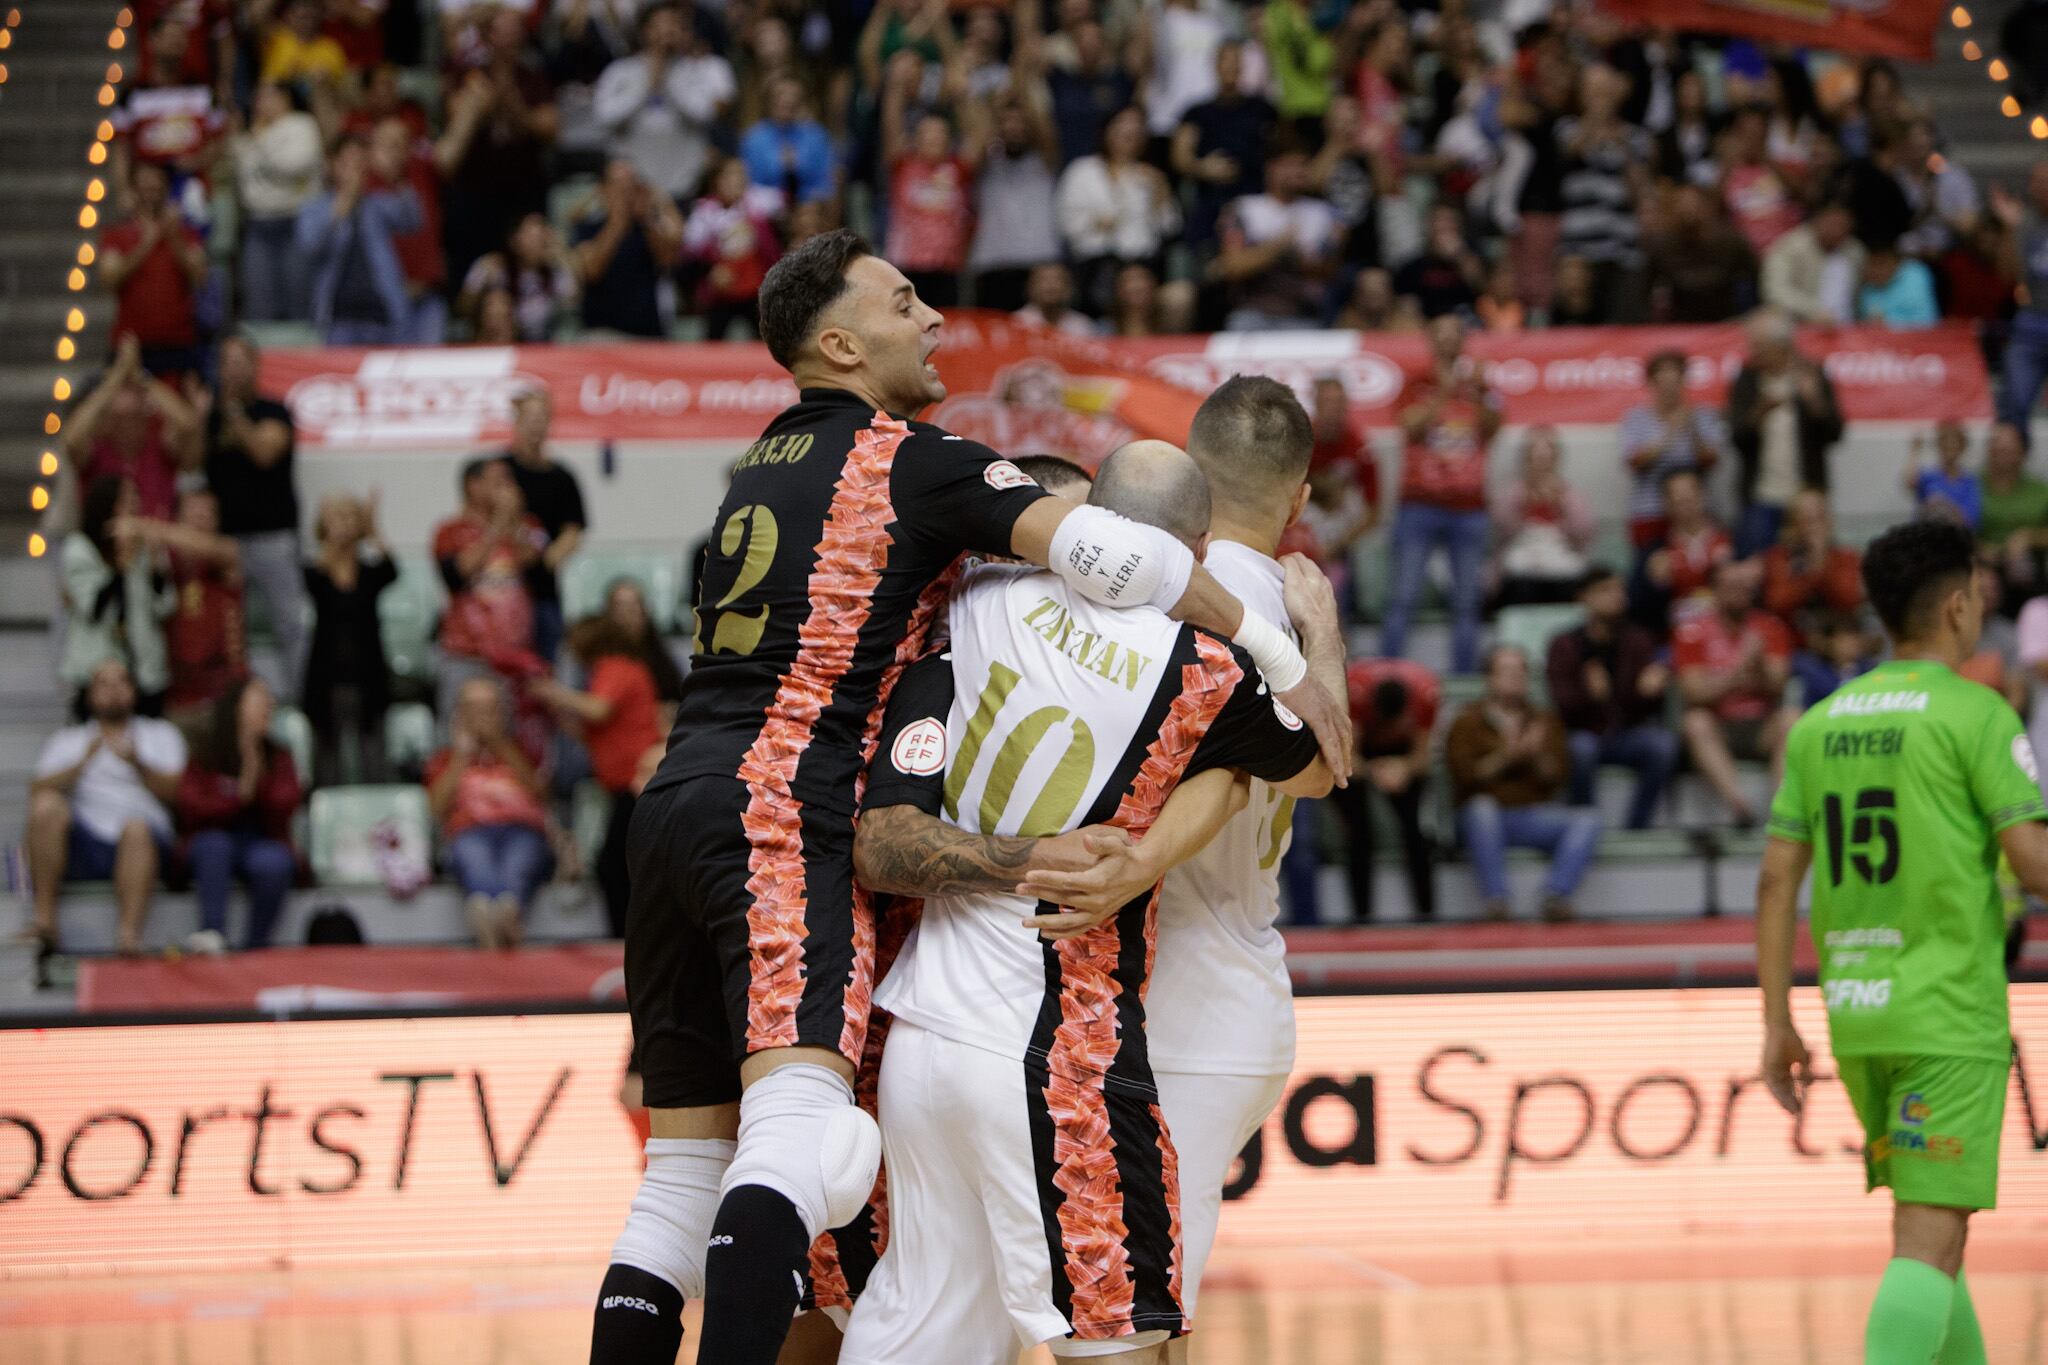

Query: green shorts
[1836,1053,2008,1211]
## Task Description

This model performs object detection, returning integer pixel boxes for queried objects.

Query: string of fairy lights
[27,4,130,558]
[1952,5,2048,140]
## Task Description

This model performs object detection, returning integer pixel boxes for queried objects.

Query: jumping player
[588,232,1350,1364]
[836,441,1343,1363]
[1758,520,2048,1365]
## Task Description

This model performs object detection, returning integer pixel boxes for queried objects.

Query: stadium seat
[560,550,684,634]
[309,785,433,888]
[241,320,321,350]
[271,706,314,784]
[379,557,445,683]
[570,780,612,867]
[383,701,438,771]
[1492,604,1586,701]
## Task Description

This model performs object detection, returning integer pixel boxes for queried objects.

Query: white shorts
[838,1020,1184,1364]
[1154,1069,1287,1324]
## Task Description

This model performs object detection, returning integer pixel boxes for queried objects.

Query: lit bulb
[66,308,84,331]
[43,414,60,435]
[105,62,121,82]
[7,9,19,25]
[2004,94,2022,117]
[56,337,74,360]
[89,142,106,165]
[1991,58,2009,80]
[85,178,104,203]
[117,7,132,24]
[78,206,96,229]
[30,487,48,511]
[52,379,71,402]
[77,243,95,265]
[96,119,113,141]
[39,452,58,476]
[0,29,11,47]
[68,267,86,290]
[28,534,46,559]
[1954,5,1972,24]
[97,84,115,106]
[1965,39,1982,60]
[108,28,123,48]
[0,62,10,83]
[2034,116,2048,139]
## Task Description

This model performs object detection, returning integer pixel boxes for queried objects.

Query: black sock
[695,1184,811,1364]
[589,1263,685,1364]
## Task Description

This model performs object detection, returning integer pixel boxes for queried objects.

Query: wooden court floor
[4,1233,2046,1363]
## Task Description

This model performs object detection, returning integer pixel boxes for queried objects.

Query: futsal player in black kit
[587,230,1350,1365]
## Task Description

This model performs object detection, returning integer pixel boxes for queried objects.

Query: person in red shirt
[156,487,247,724]
[178,676,301,952]
[879,50,986,308]
[98,164,210,377]
[1309,373,1381,518]
[533,615,666,937]
[1382,313,1502,673]
[1675,556,1797,826]
[427,675,552,948]
[683,157,783,341]
[1761,488,1865,639]
[62,335,203,521]
[369,114,449,343]
[433,457,545,672]
[1720,106,1803,256]
[1630,466,1732,637]
[1329,656,1439,921]
[113,16,227,212]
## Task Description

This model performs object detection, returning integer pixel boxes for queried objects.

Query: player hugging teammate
[587,226,1352,1365]
[1758,520,2048,1365]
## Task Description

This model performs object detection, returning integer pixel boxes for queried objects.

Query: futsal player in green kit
[1756,521,2048,1364]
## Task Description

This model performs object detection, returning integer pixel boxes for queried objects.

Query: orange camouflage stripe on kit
[1045,632,1242,1337]
[735,415,907,1056]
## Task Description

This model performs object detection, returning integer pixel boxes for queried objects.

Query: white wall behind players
[297,424,1955,559]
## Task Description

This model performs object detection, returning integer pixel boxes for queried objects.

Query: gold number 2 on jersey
[695,504,779,656]
[944,659,1098,837]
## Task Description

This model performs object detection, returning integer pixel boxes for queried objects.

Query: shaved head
[1089,440,1211,549]
[1186,375,1313,520]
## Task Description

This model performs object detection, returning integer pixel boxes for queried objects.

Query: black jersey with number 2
[646,386,1052,818]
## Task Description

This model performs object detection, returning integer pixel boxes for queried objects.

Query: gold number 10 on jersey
[695,504,780,657]
[943,661,1098,837]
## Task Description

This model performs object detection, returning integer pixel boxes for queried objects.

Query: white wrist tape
[1047,504,1195,613]
[1233,610,1308,693]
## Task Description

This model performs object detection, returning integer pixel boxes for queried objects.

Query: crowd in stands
[88,0,2048,355]
[29,343,690,965]
[31,0,2048,957]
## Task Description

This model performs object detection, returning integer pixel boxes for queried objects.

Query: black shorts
[625,776,873,1110]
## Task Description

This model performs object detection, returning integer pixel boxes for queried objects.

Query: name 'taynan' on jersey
[1021,594,1157,692]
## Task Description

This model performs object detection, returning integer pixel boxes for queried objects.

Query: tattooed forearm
[854,804,1041,897]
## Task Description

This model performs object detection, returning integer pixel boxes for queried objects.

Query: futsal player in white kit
[1029,379,1323,1350]
[1141,377,1322,1348]
[838,441,1345,1363]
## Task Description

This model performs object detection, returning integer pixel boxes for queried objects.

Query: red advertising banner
[259,317,1991,456]
[3,986,2044,1275]
[1611,0,1947,61]
[75,944,626,1013]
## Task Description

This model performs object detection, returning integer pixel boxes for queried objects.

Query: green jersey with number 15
[1768,659,2045,1061]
